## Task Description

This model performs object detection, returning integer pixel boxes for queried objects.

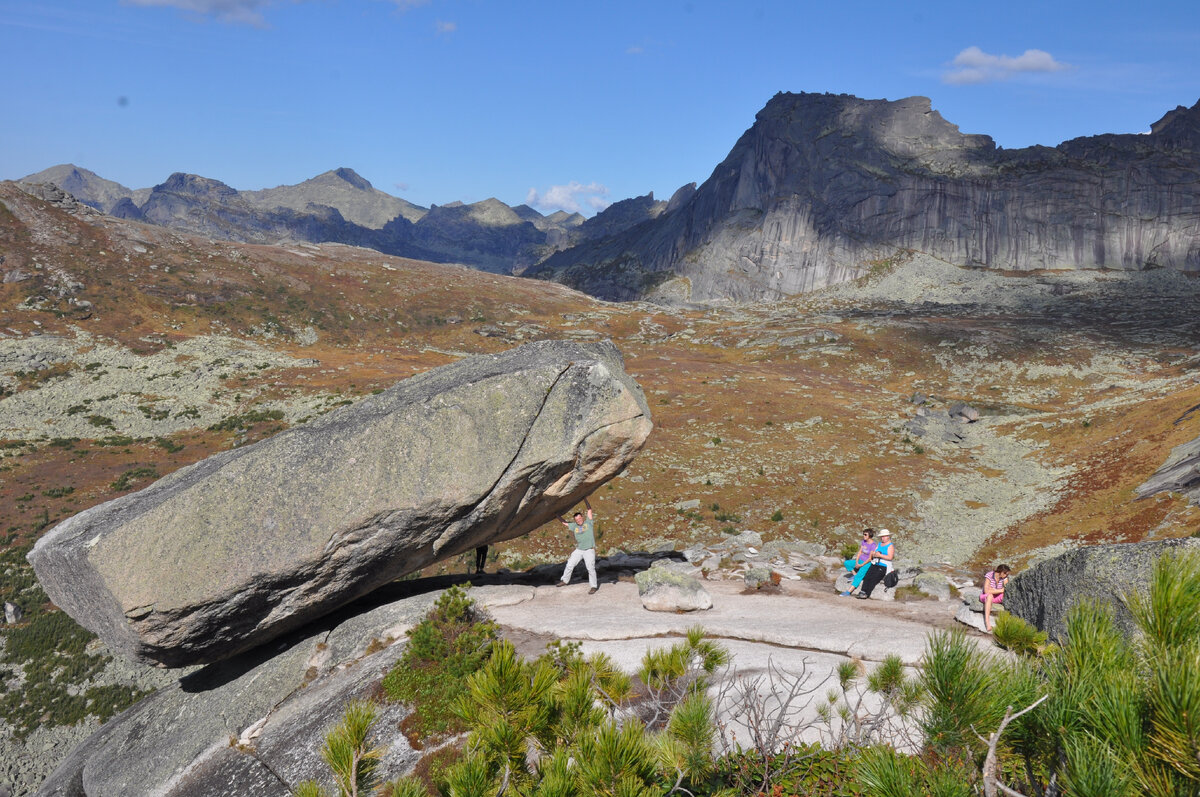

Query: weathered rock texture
[1137,428,1200,506]
[28,340,651,667]
[1005,538,1200,641]
[530,92,1200,302]
[634,564,712,612]
[33,582,493,797]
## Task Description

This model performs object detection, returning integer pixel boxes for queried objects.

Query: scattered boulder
[743,567,777,590]
[1005,539,1200,641]
[635,565,713,612]
[4,601,22,624]
[947,401,980,422]
[954,601,989,633]
[674,499,701,511]
[28,340,652,667]
[913,573,951,602]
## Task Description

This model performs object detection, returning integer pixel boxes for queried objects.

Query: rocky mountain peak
[1149,97,1200,148]
[155,172,241,200]
[329,166,373,190]
[531,91,1200,302]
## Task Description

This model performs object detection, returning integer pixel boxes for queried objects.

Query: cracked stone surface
[28,340,652,667]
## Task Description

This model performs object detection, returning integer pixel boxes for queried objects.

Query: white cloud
[943,46,1070,85]
[526,182,611,215]
[435,19,456,34]
[122,0,276,25]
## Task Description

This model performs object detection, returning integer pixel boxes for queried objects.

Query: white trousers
[561,547,597,588]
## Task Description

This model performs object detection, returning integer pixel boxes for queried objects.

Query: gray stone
[914,573,951,602]
[726,531,763,549]
[1137,433,1200,507]
[29,340,652,667]
[634,568,712,612]
[743,567,775,590]
[948,402,980,422]
[674,499,701,511]
[4,601,22,624]
[681,546,709,564]
[34,583,467,797]
[1005,539,1200,641]
[955,603,989,632]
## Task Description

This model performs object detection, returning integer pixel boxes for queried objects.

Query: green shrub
[208,409,285,432]
[380,585,497,739]
[992,612,1048,656]
[111,466,158,491]
[770,510,784,522]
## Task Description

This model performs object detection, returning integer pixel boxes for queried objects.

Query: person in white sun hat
[856,528,895,599]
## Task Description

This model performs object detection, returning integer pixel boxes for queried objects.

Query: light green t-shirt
[570,517,595,550]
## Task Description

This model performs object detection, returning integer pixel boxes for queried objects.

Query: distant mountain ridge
[529,92,1200,302]
[17,165,635,275]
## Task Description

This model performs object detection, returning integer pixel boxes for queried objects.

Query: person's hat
[878,529,893,537]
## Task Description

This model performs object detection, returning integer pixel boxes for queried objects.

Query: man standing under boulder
[557,498,598,594]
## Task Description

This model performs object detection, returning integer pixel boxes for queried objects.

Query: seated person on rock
[981,564,1011,632]
[841,528,876,596]
[856,529,895,599]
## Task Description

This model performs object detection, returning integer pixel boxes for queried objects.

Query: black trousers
[474,545,488,573]
[861,563,888,596]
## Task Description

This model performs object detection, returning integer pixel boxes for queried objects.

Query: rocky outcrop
[1005,539,1200,641]
[1137,429,1200,506]
[529,92,1200,302]
[35,585,538,797]
[29,340,652,667]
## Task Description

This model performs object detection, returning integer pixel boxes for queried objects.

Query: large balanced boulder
[1005,538,1200,641]
[29,340,652,667]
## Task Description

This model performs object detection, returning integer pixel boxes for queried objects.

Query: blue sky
[2,0,1198,216]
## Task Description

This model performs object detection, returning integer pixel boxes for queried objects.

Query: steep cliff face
[530,92,1200,302]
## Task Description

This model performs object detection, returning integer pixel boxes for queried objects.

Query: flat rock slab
[29,340,651,667]
[489,581,945,666]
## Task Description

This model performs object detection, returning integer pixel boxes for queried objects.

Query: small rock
[955,603,988,632]
[4,602,22,624]
[675,499,701,511]
[635,568,713,612]
[743,567,777,590]
[948,402,980,422]
[914,573,951,602]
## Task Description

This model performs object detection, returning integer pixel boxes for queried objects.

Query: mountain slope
[20,164,151,213]
[242,167,427,228]
[529,92,1200,302]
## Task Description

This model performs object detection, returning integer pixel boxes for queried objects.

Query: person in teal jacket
[857,530,895,599]
[841,528,876,596]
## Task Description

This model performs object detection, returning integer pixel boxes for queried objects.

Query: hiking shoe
[840,591,851,597]
[556,580,567,588]
[855,593,870,600]
[588,587,598,594]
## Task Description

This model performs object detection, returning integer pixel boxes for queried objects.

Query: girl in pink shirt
[981,564,1011,632]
